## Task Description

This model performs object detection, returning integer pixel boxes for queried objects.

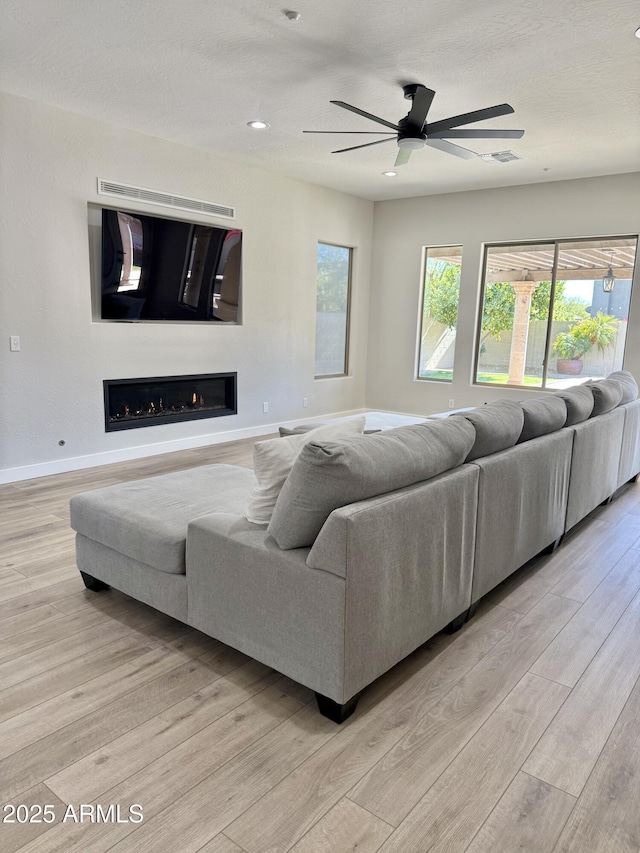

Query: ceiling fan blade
[428,128,524,139]
[303,130,397,135]
[394,148,412,167]
[426,139,478,160]
[332,138,396,154]
[330,101,399,131]
[406,86,435,130]
[427,103,515,135]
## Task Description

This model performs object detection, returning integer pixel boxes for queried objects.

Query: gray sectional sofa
[70,371,640,722]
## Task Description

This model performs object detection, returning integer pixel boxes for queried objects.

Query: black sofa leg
[80,571,110,592]
[444,611,467,634]
[465,601,479,623]
[315,692,360,724]
[542,535,564,556]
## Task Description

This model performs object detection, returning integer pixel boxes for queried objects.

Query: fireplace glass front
[103,372,237,431]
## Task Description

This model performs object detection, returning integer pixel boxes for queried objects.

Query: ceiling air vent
[478,150,523,163]
[97,179,235,220]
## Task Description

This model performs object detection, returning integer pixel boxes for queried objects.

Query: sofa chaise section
[70,464,255,620]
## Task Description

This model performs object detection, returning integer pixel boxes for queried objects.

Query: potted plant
[553,312,618,375]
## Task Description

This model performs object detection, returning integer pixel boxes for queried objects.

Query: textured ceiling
[1,0,639,201]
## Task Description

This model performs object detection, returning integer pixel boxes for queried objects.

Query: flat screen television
[100,207,241,322]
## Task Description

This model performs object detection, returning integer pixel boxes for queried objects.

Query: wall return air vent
[97,179,235,220]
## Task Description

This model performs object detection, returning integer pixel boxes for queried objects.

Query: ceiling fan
[304,83,524,167]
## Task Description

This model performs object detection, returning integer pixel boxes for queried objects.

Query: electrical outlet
[303,397,308,408]
[10,335,20,352]
[449,399,455,409]
[262,402,269,414]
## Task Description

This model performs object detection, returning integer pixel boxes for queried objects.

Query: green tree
[316,244,350,313]
[480,280,587,341]
[423,259,460,329]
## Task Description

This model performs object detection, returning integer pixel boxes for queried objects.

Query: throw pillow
[606,370,638,404]
[279,423,381,436]
[278,423,328,436]
[245,416,366,524]
[553,384,594,425]
[518,396,567,443]
[590,378,624,416]
[267,417,476,550]
[451,400,524,461]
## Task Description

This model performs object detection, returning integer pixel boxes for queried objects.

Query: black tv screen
[100,208,241,322]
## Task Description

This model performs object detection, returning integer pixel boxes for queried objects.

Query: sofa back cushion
[518,396,567,443]
[553,384,594,425]
[451,400,524,461]
[606,370,638,404]
[267,417,476,550]
[245,416,365,524]
[590,378,624,416]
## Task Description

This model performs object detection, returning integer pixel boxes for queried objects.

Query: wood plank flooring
[1,437,640,852]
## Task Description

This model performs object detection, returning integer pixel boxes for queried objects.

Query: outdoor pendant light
[603,251,616,292]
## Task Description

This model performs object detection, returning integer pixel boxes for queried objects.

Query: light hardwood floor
[1,438,640,853]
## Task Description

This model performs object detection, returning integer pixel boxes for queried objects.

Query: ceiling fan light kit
[304,82,524,168]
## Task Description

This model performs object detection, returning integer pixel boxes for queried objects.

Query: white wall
[2,92,637,484]
[0,93,374,481]
[367,173,640,415]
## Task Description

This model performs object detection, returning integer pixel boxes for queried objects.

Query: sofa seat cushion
[70,464,255,574]
[267,417,476,550]
[518,396,567,443]
[606,370,638,404]
[553,384,594,425]
[452,400,524,461]
[590,377,624,416]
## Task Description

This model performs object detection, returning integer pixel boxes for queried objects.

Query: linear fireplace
[103,372,237,431]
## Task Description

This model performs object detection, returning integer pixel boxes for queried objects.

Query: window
[475,236,638,389]
[417,246,462,381]
[115,212,143,292]
[315,243,352,377]
[180,226,212,308]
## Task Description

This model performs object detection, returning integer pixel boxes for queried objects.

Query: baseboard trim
[0,409,366,484]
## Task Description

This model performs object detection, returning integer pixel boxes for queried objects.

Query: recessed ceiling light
[382,171,397,177]
[284,10,301,22]
[635,25,640,38]
[247,120,270,129]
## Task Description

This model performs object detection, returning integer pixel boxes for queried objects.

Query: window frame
[473,235,638,390]
[314,241,353,379]
[416,243,463,383]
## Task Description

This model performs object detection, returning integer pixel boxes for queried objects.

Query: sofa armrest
[185,513,348,701]
[307,465,479,700]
